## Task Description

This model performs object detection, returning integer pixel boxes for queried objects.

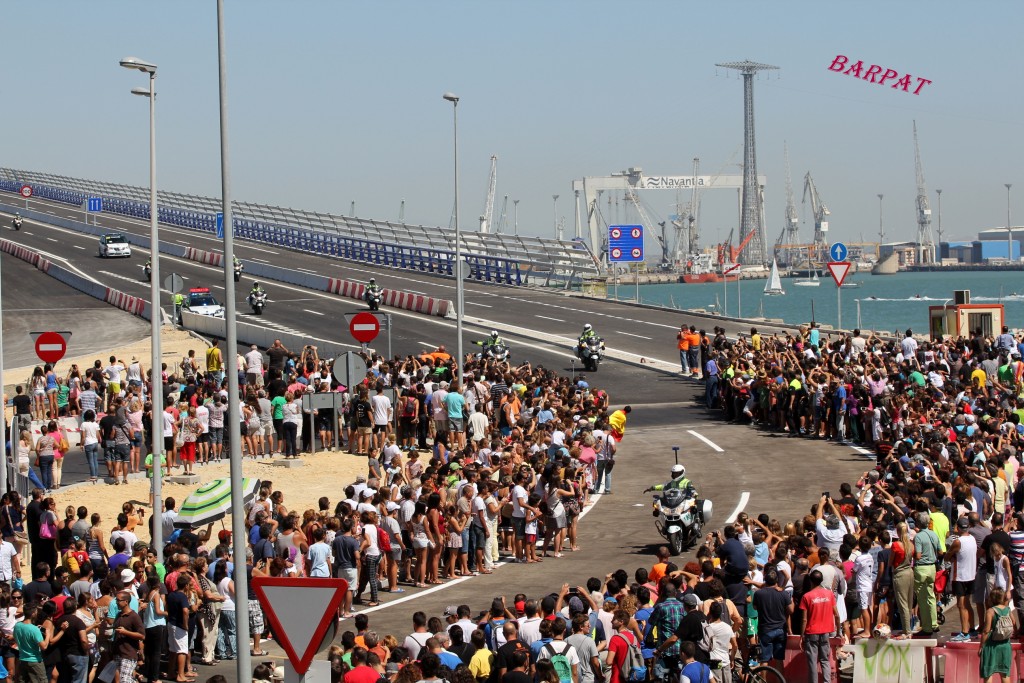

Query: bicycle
[731,645,786,683]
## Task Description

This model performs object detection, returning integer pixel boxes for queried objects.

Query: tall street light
[1006,183,1014,263]
[513,199,519,236]
[442,92,463,384]
[552,195,560,238]
[935,189,943,245]
[877,193,884,250]
[119,56,163,560]
[214,3,249,682]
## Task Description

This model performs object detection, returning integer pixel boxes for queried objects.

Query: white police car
[98,233,132,258]
[183,287,225,318]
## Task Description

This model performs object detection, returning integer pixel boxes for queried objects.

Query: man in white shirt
[161,498,179,539]
[370,385,393,449]
[511,472,530,563]
[517,601,543,647]
[195,400,210,464]
[245,345,264,386]
[110,514,138,551]
[901,330,919,368]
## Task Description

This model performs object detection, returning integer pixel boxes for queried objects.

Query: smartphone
[822,492,830,499]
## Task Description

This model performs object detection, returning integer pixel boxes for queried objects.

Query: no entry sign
[349,312,380,343]
[34,331,67,364]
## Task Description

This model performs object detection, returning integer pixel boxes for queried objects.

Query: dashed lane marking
[617,331,652,340]
[687,430,724,453]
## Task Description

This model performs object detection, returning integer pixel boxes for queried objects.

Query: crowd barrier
[0,182,526,286]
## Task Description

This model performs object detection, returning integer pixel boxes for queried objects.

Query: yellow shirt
[751,334,762,352]
[205,346,223,372]
[971,368,987,387]
[929,511,949,553]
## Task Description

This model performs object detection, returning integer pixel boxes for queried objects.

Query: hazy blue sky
[1,1,1021,253]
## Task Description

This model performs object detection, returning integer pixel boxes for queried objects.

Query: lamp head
[119,57,157,75]
[442,92,459,103]
[130,88,151,98]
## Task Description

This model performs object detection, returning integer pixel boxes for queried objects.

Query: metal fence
[0,168,600,286]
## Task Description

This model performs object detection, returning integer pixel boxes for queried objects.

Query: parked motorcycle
[365,289,382,311]
[577,337,605,371]
[652,488,712,556]
[12,216,22,231]
[248,290,267,315]
[475,342,510,363]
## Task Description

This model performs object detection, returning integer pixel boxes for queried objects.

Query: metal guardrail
[0,168,600,286]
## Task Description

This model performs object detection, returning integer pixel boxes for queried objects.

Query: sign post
[19,185,31,209]
[345,311,391,356]
[608,225,644,303]
[828,242,851,330]
[216,212,224,239]
[252,576,347,683]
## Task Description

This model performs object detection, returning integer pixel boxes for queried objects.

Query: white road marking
[46,237,58,242]
[297,267,319,274]
[725,492,750,524]
[73,245,85,250]
[250,257,269,263]
[465,301,492,308]
[303,309,325,316]
[687,430,724,453]
[536,315,565,322]
[617,331,651,340]
[417,342,436,348]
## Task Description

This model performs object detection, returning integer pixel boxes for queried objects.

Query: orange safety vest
[677,332,689,351]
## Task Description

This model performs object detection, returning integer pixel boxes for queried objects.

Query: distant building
[879,241,918,267]
[977,227,1023,262]
[939,240,1020,263]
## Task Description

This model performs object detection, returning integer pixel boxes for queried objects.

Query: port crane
[479,155,498,233]
[773,143,800,265]
[913,121,935,264]
[802,172,830,262]
[495,195,509,234]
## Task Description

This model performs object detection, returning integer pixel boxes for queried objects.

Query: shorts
[953,579,976,597]
[109,382,121,395]
[858,591,873,610]
[758,628,786,662]
[246,373,262,386]
[512,516,526,539]
[248,599,264,633]
[357,426,372,436]
[46,388,57,396]
[448,418,465,433]
[167,624,189,653]
[164,436,174,452]
[117,657,137,683]
[114,443,130,463]
[526,533,537,544]
[470,524,486,549]
[130,430,143,447]
[974,573,994,605]
[209,427,224,445]
[197,432,209,444]
[413,538,431,550]
[338,568,358,590]
[372,424,388,434]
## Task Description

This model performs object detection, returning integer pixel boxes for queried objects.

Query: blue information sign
[829,242,848,262]
[608,224,645,263]
[86,197,102,212]
[216,212,224,239]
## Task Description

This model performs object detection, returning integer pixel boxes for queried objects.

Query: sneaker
[950,632,969,642]
[968,627,980,639]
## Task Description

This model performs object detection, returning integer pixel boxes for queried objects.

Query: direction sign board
[19,185,32,199]
[608,224,644,263]
[348,311,380,343]
[827,262,851,287]
[252,576,347,675]
[829,242,848,262]
[87,197,103,212]
[34,331,67,364]
[216,212,224,239]
[163,273,184,294]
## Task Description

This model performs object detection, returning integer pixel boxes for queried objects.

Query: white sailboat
[793,271,820,287]
[764,259,785,296]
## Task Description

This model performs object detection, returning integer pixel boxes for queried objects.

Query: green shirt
[56,385,70,408]
[271,396,286,420]
[14,622,43,663]
[145,452,167,479]
[908,371,926,387]
[915,529,941,565]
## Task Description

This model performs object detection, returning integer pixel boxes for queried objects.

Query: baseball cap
[568,597,585,615]
[443,605,458,618]
[514,600,526,615]
[957,516,969,529]
[385,501,400,512]
[120,568,135,583]
[683,593,701,608]
[132,541,149,552]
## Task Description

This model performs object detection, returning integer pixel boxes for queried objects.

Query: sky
[1,1,1022,255]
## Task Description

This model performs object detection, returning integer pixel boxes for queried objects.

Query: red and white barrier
[327,277,453,318]
[105,289,146,316]
[183,247,224,267]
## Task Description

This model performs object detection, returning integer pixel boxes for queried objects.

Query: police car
[183,287,225,318]
[98,233,132,258]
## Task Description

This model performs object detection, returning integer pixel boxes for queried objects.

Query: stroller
[934,564,953,625]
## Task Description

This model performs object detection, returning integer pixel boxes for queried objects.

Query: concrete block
[274,458,305,468]
[167,474,202,485]
[126,472,146,481]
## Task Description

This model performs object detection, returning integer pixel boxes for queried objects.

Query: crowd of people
[688,321,1024,682]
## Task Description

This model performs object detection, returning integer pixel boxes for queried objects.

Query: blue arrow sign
[216,212,224,239]
[86,197,102,212]
[829,242,848,262]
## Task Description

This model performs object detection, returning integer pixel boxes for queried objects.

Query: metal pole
[386,313,392,361]
[634,264,639,303]
[837,285,842,330]
[513,200,519,236]
[444,94,463,386]
[737,270,741,318]
[0,236,6,495]
[856,299,861,330]
[217,3,250,681]
[1007,184,1014,262]
[144,71,164,561]
[552,195,559,238]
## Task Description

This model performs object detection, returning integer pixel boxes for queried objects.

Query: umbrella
[174,477,261,529]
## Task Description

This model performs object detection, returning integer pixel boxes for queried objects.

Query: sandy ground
[12,323,366,541]
[51,451,365,543]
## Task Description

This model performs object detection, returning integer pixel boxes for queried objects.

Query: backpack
[543,641,573,683]
[615,633,647,682]
[376,525,392,553]
[993,606,1014,641]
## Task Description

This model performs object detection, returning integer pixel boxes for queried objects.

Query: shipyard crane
[913,121,935,264]
[773,143,800,265]
[495,195,509,234]
[479,154,498,233]
[802,172,830,262]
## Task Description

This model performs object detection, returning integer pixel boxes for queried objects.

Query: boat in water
[764,258,785,296]
[841,281,862,289]
[682,253,738,283]
[792,272,820,287]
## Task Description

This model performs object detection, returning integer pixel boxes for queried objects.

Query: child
[444,505,465,579]
[525,494,542,564]
[980,587,1015,683]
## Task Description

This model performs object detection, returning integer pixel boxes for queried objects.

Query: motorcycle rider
[473,330,504,357]
[366,278,382,298]
[248,281,265,303]
[12,213,22,229]
[578,323,598,346]
[644,464,694,495]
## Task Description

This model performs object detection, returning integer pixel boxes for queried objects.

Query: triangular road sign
[827,262,851,287]
[253,576,348,674]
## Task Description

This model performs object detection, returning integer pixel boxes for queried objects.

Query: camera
[822,492,830,499]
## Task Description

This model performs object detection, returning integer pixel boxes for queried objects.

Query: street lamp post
[119,56,163,561]
[443,92,463,385]
[513,199,519,236]
[1006,184,1014,263]
[935,189,943,246]
[552,195,560,238]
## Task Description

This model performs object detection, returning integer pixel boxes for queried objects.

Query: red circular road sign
[631,247,642,258]
[349,312,380,343]
[610,248,622,259]
[630,227,642,238]
[19,185,32,198]
[35,331,67,364]
[610,228,621,239]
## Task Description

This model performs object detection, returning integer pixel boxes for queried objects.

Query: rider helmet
[370,278,376,284]
[584,323,592,331]
[253,282,260,289]
[671,464,685,478]
[490,330,499,339]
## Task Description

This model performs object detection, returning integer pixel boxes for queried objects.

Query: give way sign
[31,331,71,364]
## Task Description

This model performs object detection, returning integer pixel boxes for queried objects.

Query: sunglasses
[11,596,22,600]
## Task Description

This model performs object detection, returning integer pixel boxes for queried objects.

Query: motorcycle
[233,263,242,282]
[365,289,382,311]
[143,263,152,282]
[248,290,267,315]
[652,487,712,556]
[12,217,21,231]
[577,337,605,371]
[475,342,510,363]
